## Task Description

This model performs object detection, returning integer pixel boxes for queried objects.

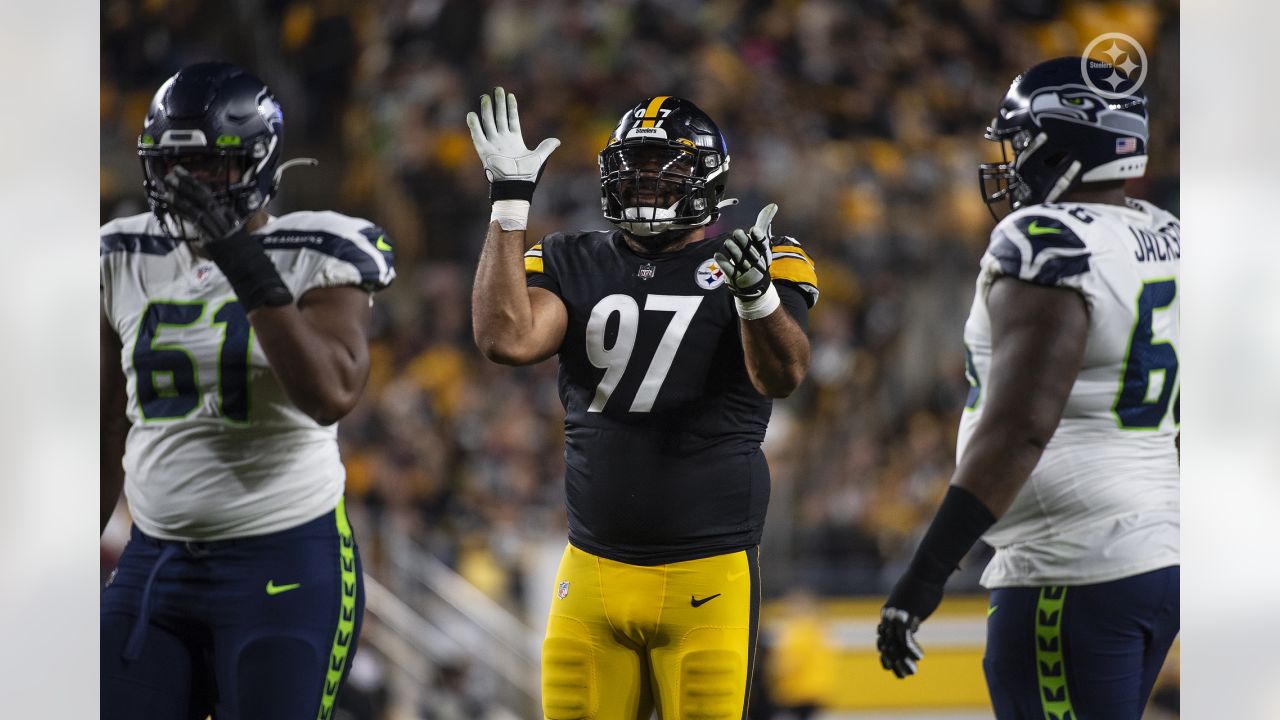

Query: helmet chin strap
[619,203,680,236]
[1045,161,1082,203]
[617,194,737,237]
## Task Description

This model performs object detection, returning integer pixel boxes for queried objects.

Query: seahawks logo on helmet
[1024,86,1148,140]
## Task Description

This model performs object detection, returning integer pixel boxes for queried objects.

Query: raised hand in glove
[716,203,781,319]
[466,87,560,203]
[164,167,292,311]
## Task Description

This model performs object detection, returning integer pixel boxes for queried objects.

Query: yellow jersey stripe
[639,96,670,128]
[769,257,817,287]
[771,245,813,264]
[525,256,545,274]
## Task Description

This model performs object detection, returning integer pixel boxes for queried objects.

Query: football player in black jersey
[467,88,818,719]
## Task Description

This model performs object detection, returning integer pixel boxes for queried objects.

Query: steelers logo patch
[695,258,726,290]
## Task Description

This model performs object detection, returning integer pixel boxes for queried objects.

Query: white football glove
[465,86,560,201]
[715,203,777,300]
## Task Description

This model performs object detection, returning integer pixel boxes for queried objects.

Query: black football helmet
[599,96,733,238]
[980,56,1148,217]
[139,62,286,239]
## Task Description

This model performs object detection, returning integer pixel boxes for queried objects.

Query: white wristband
[734,283,780,320]
[491,200,530,231]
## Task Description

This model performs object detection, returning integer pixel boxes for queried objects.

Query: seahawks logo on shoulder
[990,215,1090,286]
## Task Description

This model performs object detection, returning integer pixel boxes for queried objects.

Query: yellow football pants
[541,543,761,720]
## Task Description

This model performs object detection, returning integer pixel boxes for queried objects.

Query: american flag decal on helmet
[1116,137,1138,154]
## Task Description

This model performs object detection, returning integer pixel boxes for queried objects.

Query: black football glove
[164,165,247,243]
[715,203,777,300]
[164,167,293,311]
[877,572,945,678]
[877,607,925,679]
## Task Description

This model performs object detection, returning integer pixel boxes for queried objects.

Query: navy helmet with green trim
[599,96,733,238]
[980,56,1149,218]
[139,62,285,238]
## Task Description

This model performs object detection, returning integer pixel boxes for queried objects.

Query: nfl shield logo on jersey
[637,263,656,280]
[695,258,726,290]
[557,581,570,600]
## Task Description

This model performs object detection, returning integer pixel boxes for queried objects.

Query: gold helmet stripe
[639,96,671,128]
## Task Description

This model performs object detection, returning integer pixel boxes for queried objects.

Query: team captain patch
[695,258,726,290]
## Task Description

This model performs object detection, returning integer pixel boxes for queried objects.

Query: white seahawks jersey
[101,211,395,541]
[958,198,1179,587]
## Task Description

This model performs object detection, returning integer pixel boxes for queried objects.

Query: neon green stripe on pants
[316,498,358,720]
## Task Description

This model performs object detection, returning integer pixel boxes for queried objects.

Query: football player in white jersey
[877,57,1179,719]
[100,62,394,720]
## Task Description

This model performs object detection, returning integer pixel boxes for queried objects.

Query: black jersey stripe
[100,234,181,256]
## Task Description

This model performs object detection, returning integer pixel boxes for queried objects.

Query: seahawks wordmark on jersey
[526,229,816,564]
[959,198,1179,587]
[101,211,395,541]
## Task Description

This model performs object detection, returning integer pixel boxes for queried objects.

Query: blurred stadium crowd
[101,0,1179,609]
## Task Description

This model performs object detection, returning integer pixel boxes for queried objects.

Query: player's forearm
[950,420,1050,518]
[248,307,369,425]
[472,222,539,364]
[740,308,810,398]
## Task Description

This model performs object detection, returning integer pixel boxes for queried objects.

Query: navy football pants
[983,565,1179,720]
[101,500,363,720]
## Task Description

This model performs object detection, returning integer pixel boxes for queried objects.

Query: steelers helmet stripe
[639,96,670,128]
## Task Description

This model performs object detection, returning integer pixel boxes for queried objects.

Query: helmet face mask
[600,96,731,239]
[978,57,1149,220]
[979,128,1036,220]
[138,62,284,241]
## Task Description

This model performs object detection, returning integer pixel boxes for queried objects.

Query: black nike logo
[691,593,722,608]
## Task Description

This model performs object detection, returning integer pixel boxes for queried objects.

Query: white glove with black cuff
[466,87,560,230]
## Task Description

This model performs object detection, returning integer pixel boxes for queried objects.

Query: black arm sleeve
[776,281,810,333]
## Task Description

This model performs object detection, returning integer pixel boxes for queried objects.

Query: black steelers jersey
[526,228,818,564]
